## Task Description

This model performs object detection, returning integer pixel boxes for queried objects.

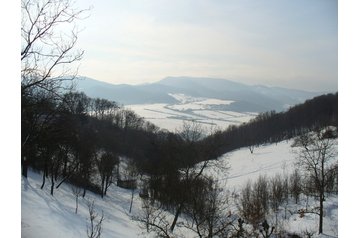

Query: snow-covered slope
[221,140,338,237]
[21,171,142,238]
[223,141,296,189]
[21,139,338,237]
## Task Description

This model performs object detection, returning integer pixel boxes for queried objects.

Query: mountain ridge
[74,76,323,112]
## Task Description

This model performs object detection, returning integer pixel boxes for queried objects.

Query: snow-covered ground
[21,139,338,238]
[127,94,256,132]
[223,141,296,189]
[22,170,142,238]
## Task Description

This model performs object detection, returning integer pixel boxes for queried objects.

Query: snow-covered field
[21,139,338,238]
[223,141,296,189]
[127,94,256,132]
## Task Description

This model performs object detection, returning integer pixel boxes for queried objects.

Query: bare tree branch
[21,0,90,94]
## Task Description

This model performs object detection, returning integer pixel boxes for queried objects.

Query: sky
[72,0,338,92]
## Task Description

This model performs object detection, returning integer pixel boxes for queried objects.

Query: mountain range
[74,76,323,112]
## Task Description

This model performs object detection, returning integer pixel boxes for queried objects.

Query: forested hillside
[203,93,338,156]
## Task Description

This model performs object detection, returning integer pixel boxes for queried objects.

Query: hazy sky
[73,0,337,92]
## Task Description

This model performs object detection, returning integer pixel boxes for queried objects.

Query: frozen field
[127,94,257,132]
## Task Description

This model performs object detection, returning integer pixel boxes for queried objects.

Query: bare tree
[167,120,205,232]
[71,184,81,214]
[21,0,90,178]
[86,200,104,238]
[181,178,235,238]
[177,120,204,143]
[21,0,89,93]
[168,120,228,232]
[289,169,302,204]
[269,174,284,226]
[292,128,337,234]
[90,98,118,121]
[126,161,139,214]
[96,151,117,198]
[238,176,269,229]
[132,198,173,238]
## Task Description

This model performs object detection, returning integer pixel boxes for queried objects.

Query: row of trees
[22,87,161,197]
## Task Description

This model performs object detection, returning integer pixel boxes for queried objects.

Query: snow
[168,93,234,106]
[222,141,296,189]
[126,95,256,132]
[22,139,338,238]
[22,171,142,238]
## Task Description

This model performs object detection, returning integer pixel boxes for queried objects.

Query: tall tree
[96,151,117,198]
[293,128,337,234]
[21,0,89,177]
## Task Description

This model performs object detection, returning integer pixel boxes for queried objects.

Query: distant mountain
[74,77,177,105]
[74,76,323,112]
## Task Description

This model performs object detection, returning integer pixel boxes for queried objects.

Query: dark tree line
[21,87,162,197]
[203,93,338,155]
[21,85,224,198]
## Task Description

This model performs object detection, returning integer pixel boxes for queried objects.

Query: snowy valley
[127,93,257,132]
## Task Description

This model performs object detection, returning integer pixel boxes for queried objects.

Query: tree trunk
[319,193,324,234]
[56,162,79,189]
[170,203,183,231]
[41,159,48,189]
[319,157,325,234]
[22,156,28,178]
[101,175,105,198]
[63,157,68,177]
[82,173,88,198]
[50,172,55,196]
[22,164,28,178]
[54,163,59,181]
[41,168,46,189]
[104,175,110,195]
[208,224,213,238]
[129,188,134,213]
[75,196,78,214]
